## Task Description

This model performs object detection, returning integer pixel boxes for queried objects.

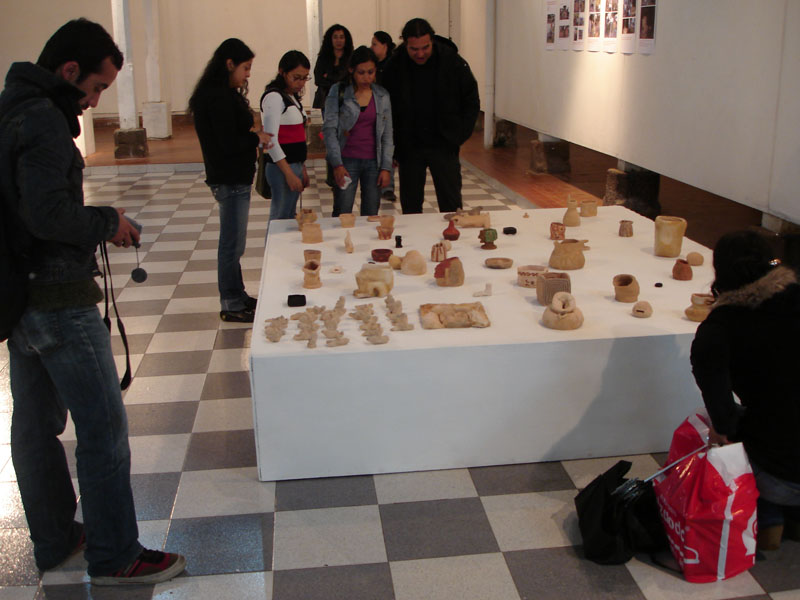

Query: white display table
[250,207,708,481]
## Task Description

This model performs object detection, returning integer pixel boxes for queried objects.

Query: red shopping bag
[653,412,758,583]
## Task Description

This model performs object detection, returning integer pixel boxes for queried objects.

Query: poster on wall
[557,3,571,50]
[572,0,586,50]
[546,0,557,50]
[586,0,602,51]
[638,0,656,54]
[619,0,636,53]
[603,0,619,52]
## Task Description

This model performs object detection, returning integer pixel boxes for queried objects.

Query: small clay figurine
[672,259,693,281]
[686,251,704,266]
[434,257,465,287]
[431,241,449,262]
[391,313,414,331]
[619,220,633,237]
[400,250,427,276]
[562,196,580,227]
[395,235,403,248]
[632,301,653,318]
[478,228,498,250]
[344,231,354,254]
[302,222,323,244]
[550,222,566,240]
[442,220,460,241]
[473,283,492,297]
[612,274,640,303]
[542,292,584,330]
[685,293,714,322]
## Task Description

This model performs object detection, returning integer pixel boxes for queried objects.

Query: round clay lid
[485,257,513,269]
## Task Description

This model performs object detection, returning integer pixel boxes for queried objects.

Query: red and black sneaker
[91,549,186,586]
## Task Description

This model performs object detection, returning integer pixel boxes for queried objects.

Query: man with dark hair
[0,18,186,585]
[381,18,480,214]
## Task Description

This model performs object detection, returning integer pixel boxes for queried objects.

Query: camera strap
[99,240,132,390]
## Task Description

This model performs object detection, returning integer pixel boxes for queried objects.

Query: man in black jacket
[0,18,185,585]
[381,18,480,214]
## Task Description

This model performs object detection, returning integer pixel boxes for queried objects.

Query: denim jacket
[322,82,393,172]
[0,62,118,286]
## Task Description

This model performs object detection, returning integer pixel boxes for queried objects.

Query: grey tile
[504,546,646,600]
[214,328,250,350]
[185,259,219,272]
[135,351,212,377]
[125,271,183,287]
[166,513,272,576]
[130,472,181,520]
[750,539,800,593]
[40,583,155,599]
[273,563,394,600]
[183,430,256,471]
[200,371,251,400]
[380,497,499,561]
[276,476,377,511]
[111,333,152,356]
[156,312,220,332]
[126,402,199,436]
[157,232,203,242]
[202,224,221,232]
[171,283,219,299]
[194,239,218,250]
[141,250,194,262]
[469,461,575,496]
[114,299,170,317]
[0,528,38,586]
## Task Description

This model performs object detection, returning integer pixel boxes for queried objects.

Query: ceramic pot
[548,239,589,270]
[536,272,571,305]
[672,259,693,281]
[562,197,581,227]
[379,215,395,228]
[296,208,317,230]
[550,222,566,240]
[303,249,321,263]
[431,242,448,262]
[542,292,584,330]
[485,257,513,269]
[619,220,633,237]
[654,216,687,257]
[301,223,322,243]
[685,293,714,322]
[580,199,598,217]
[302,260,321,289]
[686,252,704,266]
[371,248,393,262]
[443,220,460,241]
[517,265,548,288]
[612,274,640,303]
[377,225,394,240]
[339,213,356,228]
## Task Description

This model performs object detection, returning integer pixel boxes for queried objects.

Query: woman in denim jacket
[322,46,393,217]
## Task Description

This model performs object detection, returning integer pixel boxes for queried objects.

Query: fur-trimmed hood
[712,266,798,310]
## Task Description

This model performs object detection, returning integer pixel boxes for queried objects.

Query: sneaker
[381,190,397,202]
[243,296,258,311]
[91,549,186,586]
[220,308,255,323]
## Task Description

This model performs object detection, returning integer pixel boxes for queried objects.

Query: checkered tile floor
[1,163,798,599]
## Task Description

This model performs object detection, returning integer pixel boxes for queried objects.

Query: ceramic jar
[379,215,395,228]
[685,293,714,322]
[371,248,393,262]
[548,239,589,270]
[619,220,633,237]
[536,272,571,305]
[377,225,394,240]
[296,208,317,230]
[339,213,356,228]
[562,197,581,227]
[443,220,460,241]
[550,222,566,240]
[612,274,640,303]
[542,292,584,330]
[301,223,322,243]
[517,265,548,288]
[302,260,321,289]
[303,249,321,263]
[672,259,693,281]
[580,199,598,217]
[654,216,688,257]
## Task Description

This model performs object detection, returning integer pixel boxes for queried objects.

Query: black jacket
[381,40,479,159]
[691,266,800,483]
[0,62,118,289]
[192,87,259,185]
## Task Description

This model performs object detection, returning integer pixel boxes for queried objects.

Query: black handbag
[255,149,271,199]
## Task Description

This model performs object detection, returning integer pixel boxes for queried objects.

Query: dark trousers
[397,146,463,214]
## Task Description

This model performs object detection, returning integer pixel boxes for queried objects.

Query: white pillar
[306,0,323,112]
[111,0,138,130]
[142,0,171,138]
[483,0,496,149]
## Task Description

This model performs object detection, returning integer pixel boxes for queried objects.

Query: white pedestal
[142,101,172,139]
[76,111,95,157]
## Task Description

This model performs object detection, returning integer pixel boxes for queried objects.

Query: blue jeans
[751,462,800,528]
[210,184,252,311]
[266,162,303,221]
[332,157,380,217]
[9,305,142,575]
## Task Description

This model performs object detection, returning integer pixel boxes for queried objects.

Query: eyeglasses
[290,75,312,82]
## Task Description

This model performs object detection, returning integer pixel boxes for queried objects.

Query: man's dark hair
[36,18,123,83]
[401,18,436,41]
[711,230,776,296]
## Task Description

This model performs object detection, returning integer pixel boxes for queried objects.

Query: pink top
[342,96,377,160]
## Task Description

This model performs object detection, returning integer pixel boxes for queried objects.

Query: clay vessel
[536,272,571,306]
[485,257,513,269]
[296,208,317,230]
[431,241,449,262]
[632,301,653,318]
[686,252,704,266]
[548,239,589,270]
[371,248,393,262]
[612,274,640,303]
[654,216,687,257]
[339,213,356,228]
[303,249,321,263]
[434,257,465,287]
[542,292,584,330]
[443,220,460,241]
[550,222,566,240]
[301,223,323,243]
[562,197,581,227]
[517,265,548,288]
[580,199,598,217]
[619,220,633,237]
[302,260,322,289]
[377,225,394,240]
[672,259,693,281]
[379,215,395,228]
[685,293,714,322]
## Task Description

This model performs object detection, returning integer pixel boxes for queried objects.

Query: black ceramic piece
[288,294,307,307]
[502,227,517,235]
[655,282,663,288]
[395,235,402,248]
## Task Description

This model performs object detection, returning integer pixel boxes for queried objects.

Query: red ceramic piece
[371,248,393,262]
[443,220,460,241]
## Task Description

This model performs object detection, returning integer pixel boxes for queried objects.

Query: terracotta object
[296,208,317,230]
[371,248,393,262]
[303,249,321,263]
[686,252,704,266]
[419,302,490,329]
[548,239,589,270]
[542,292,584,330]
[339,213,355,228]
[388,255,402,270]
[580,199,598,217]
[517,265,548,288]
[344,231,354,253]
[612,274,640,303]
[672,259,693,281]
[434,257,465,287]
[400,250,426,276]
[302,260,322,289]
[377,225,394,240]
[685,293,714,322]
[536,272,571,305]
[366,215,381,222]
[379,215,395,228]
[473,283,492,297]
[479,228,498,250]
[301,223,323,244]
[431,241,449,262]
[562,196,581,227]
[353,263,394,298]
[619,220,633,237]
[550,222,566,240]
[485,257,513,269]
[654,216,688,257]
[451,212,490,228]
[632,301,653,318]
[442,220,460,241]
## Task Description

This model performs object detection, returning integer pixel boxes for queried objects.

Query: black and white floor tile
[0,163,797,599]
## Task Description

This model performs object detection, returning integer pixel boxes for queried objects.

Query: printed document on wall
[572,0,587,50]
[557,2,571,49]
[619,0,636,53]
[603,0,619,53]
[586,0,603,51]
[637,0,656,54]
[546,0,557,50]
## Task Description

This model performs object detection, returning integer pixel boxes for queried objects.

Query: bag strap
[99,240,132,390]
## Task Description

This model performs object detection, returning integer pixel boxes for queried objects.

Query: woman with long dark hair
[322,46,393,217]
[370,30,395,84]
[260,51,310,220]
[312,24,353,110]
[189,38,271,323]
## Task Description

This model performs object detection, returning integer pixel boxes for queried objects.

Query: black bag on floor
[574,460,668,565]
